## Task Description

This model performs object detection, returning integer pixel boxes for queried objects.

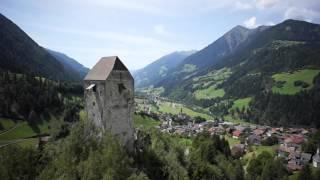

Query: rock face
[84,56,134,149]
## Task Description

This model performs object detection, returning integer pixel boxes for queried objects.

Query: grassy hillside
[230,97,252,111]
[157,101,212,119]
[181,64,197,73]
[0,121,49,141]
[134,51,195,88]
[272,69,320,95]
[0,118,52,148]
[134,114,161,129]
[0,118,15,131]
[193,68,232,89]
[194,87,225,99]
[135,97,213,120]
[148,20,320,127]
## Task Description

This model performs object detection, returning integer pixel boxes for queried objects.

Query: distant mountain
[0,13,82,81]
[133,50,196,88]
[157,19,320,95]
[142,19,320,127]
[46,49,89,79]
[181,25,258,69]
[154,25,266,96]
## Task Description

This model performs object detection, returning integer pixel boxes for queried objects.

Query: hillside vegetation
[136,19,320,127]
[133,51,195,88]
[272,69,320,95]
[230,97,252,111]
[194,87,225,99]
[0,121,246,180]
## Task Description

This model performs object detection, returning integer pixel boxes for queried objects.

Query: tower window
[93,102,95,106]
[118,83,126,93]
[86,84,96,92]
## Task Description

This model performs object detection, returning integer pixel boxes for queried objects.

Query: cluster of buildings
[277,132,320,170]
[153,112,320,171]
[136,97,320,171]
[229,125,320,170]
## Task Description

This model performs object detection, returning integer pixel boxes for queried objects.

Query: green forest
[2,116,320,180]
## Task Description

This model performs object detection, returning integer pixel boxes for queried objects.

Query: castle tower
[84,56,134,148]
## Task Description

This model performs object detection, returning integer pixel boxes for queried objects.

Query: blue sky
[1,0,320,70]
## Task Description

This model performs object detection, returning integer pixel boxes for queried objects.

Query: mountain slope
[0,13,80,81]
[182,25,256,69]
[146,19,320,126]
[46,49,89,79]
[155,25,267,96]
[133,50,196,88]
[157,19,320,96]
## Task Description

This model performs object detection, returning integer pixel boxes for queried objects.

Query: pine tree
[298,164,312,180]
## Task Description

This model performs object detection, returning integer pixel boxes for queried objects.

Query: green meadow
[0,118,52,148]
[0,118,16,131]
[194,87,225,99]
[157,101,213,119]
[272,69,320,95]
[224,135,240,147]
[0,120,49,141]
[230,97,252,111]
[134,114,161,130]
[243,145,278,167]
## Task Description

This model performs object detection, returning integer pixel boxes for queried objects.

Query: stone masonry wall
[84,70,134,149]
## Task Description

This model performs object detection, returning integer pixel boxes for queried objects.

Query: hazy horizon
[1,0,320,70]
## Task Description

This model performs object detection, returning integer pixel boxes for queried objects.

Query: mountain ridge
[0,13,86,81]
[133,50,196,88]
[46,49,89,80]
[137,19,320,126]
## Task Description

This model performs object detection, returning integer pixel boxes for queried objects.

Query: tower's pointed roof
[84,56,129,81]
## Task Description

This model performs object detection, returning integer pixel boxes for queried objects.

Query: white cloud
[28,23,188,69]
[284,7,320,22]
[33,24,169,47]
[255,0,278,9]
[6,0,320,70]
[70,0,166,15]
[234,1,253,10]
[243,16,259,28]
[266,21,275,26]
[68,0,261,16]
[153,24,171,36]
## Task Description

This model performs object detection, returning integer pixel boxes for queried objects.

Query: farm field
[224,135,240,147]
[171,136,192,148]
[243,145,278,166]
[193,68,231,99]
[134,114,161,129]
[0,118,51,148]
[157,101,213,119]
[0,118,16,131]
[272,69,320,95]
[230,97,252,111]
[193,68,232,89]
[181,64,197,73]
[224,115,255,125]
[194,87,225,100]
[15,138,39,148]
[135,86,165,96]
[0,121,49,141]
[135,98,159,112]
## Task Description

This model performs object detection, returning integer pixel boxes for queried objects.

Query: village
[136,97,320,172]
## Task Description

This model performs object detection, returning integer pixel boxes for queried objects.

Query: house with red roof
[232,130,242,139]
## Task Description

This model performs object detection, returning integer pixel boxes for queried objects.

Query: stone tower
[84,56,134,148]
